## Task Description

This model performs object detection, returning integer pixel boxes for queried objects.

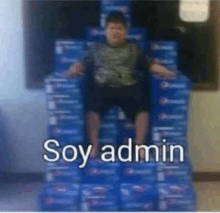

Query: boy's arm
[149,60,175,78]
[64,45,95,78]
[64,61,85,78]
[136,46,175,78]
[136,46,154,71]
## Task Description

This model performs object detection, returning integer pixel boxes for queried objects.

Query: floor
[0,182,219,211]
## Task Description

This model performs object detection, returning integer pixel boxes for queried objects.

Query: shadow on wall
[0,108,12,176]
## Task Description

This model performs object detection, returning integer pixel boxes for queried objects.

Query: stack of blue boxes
[100,0,131,29]
[45,40,86,144]
[120,161,158,211]
[39,40,86,211]
[149,41,197,211]
[39,0,197,211]
[40,182,80,211]
[81,159,120,211]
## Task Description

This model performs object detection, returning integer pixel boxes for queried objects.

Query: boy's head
[105,11,128,47]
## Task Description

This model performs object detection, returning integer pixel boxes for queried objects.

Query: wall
[188,1,220,172]
[189,92,220,172]
[0,0,46,173]
[0,0,219,173]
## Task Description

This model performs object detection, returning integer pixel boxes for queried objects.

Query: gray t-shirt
[81,41,152,87]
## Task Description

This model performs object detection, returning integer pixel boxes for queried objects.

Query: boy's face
[105,22,127,47]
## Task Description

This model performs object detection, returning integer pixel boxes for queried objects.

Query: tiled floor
[0,182,219,211]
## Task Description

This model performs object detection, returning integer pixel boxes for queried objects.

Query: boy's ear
[104,23,108,31]
[124,27,128,35]
[104,26,108,35]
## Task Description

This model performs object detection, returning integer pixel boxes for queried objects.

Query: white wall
[0,0,219,173]
[0,0,46,172]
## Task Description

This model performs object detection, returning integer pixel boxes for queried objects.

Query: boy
[64,11,174,158]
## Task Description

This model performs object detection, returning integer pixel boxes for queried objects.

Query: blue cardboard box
[47,109,79,117]
[99,123,118,143]
[85,27,105,42]
[40,194,79,211]
[127,28,148,48]
[99,127,118,144]
[100,0,131,13]
[45,86,84,98]
[158,181,197,211]
[120,183,158,211]
[150,112,188,129]
[151,96,189,112]
[44,170,81,184]
[120,161,157,183]
[118,121,135,146]
[158,181,195,197]
[54,40,85,73]
[45,72,85,95]
[149,40,178,70]
[100,137,118,145]
[82,159,120,184]
[101,113,119,122]
[150,75,191,97]
[100,0,131,28]
[48,114,85,126]
[101,106,119,121]
[39,183,80,211]
[80,184,119,211]
[48,124,85,142]
[99,123,118,130]
[157,161,192,182]
[46,95,84,111]
[44,159,81,183]
[151,126,187,145]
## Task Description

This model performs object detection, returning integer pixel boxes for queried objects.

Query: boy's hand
[63,61,84,78]
[150,60,175,78]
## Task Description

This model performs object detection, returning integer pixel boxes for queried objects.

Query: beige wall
[189,90,220,172]
[188,1,220,172]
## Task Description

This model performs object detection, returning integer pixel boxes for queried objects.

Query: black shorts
[88,83,150,121]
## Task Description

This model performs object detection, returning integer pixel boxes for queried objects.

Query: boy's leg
[135,111,149,160]
[87,111,100,157]
[117,84,150,159]
[135,111,149,146]
[87,86,114,157]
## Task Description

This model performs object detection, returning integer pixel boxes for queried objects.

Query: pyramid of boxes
[39,0,197,211]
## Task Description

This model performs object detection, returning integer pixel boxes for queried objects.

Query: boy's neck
[105,39,126,48]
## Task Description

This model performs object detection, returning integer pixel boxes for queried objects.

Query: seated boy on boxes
[64,11,175,158]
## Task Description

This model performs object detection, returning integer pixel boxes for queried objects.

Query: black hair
[105,11,128,28]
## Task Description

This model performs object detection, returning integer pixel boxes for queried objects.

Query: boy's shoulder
[125,40,143,54]
[126,39,139,45]
[88,40,141,52]
[87,41,104,50]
